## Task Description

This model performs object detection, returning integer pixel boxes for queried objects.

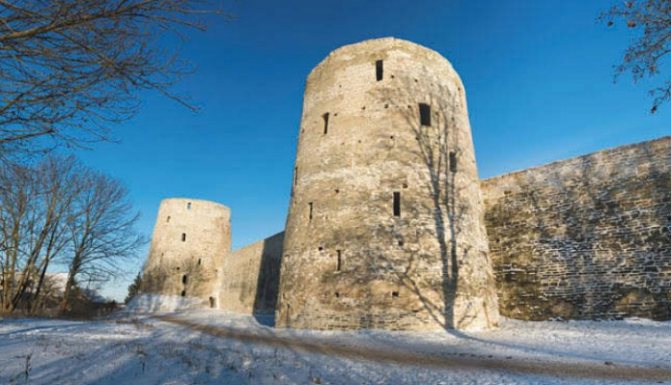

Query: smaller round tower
[142,198,230,307]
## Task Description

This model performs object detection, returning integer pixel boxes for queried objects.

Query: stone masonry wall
[482,136,671,321]
[218,232,284,315]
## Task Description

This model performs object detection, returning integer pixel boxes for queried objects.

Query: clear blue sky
[77,0,670,300]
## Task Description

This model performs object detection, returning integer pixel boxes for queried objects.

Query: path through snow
[0,308,669,384]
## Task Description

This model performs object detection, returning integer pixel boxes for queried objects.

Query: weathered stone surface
[219,232,284,315]
[142,198,230,307]
[276,38,500,331]
[482,136,671,321]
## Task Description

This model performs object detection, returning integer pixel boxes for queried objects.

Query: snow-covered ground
[1,299,670,384]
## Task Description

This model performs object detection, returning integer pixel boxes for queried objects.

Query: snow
[125,293,204,312]
[1,298,670,384]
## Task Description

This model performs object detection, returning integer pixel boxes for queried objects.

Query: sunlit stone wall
[483,136,671,321]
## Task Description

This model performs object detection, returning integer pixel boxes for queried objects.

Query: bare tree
[59,170,144,312]
[0,0,228,161]
[601,0,671,113]
[0,162,34,313]
[0,155,144,315]
[0,156,81,313]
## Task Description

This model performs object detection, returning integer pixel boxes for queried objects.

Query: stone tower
[142,198,230,307]
[276,38,499,331]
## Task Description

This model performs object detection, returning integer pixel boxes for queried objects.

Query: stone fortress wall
[276,38,499,331]
[141,38,670,330]
[482,136,671,321]
[218,232,284,315]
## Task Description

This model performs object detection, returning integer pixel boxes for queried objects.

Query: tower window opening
[181,290,186,297]
[419,103,431,126]
[392,291,399,298]
[166,216,171,223]
[182,275,188,285]
[187,202,192,210]
[393,191,401,217]
[449,152,457,173]
[308,202,313,222]
[323,112,330,135]
[209,297,216,308]
[197,258,202,266]
[294,167,298,186]
[336,250,342,271]
[181,233,186,242]
[335,292,340,298]
[375,60,383,81]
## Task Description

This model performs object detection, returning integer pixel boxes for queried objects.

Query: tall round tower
[142,198,230,307]
[276,38,499,331]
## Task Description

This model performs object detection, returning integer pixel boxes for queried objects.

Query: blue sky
[76,0,670,299]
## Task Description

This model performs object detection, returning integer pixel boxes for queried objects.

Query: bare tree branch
[601,0,671,113]
[0,0,231,161]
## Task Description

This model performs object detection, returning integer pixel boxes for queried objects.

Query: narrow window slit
[209,297,215,308]
[375,60,383,81]
[419,103,431,126]
[181,290,186,297]
[393,192,401,217]
[323,113,329,135]
[449,152,457,173]
[181,233,186,242]
[308,202,313,222]
[336,250,342,271]
[166,216,171,223]
[294,167,298,186]
[182,275,188,285]
[187,202,192,210]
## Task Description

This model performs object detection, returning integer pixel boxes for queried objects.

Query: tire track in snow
[155,314,671,383]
